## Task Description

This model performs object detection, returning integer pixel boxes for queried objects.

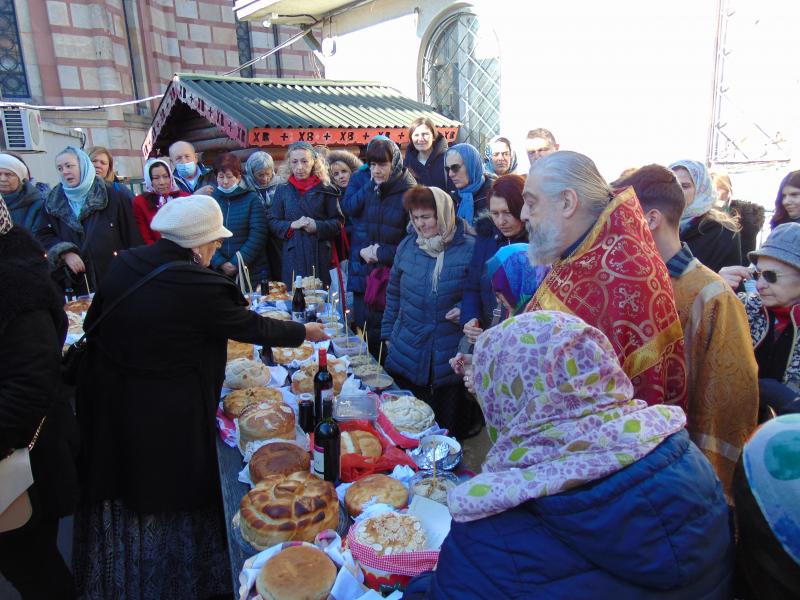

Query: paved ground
[460,427,492,474]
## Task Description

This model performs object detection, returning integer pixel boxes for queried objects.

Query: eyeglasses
[751,268,790,284]
[445,163,463,174]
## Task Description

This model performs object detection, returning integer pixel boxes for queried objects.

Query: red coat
[132,191,189,245]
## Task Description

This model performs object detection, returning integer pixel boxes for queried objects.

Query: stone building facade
[3,0,321,184]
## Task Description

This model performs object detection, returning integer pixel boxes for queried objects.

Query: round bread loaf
[64,298,92,314]
[354,512,426,556]
[345,474,408,517]
[340,430,382,458]
[223,386,283,419]
[273,342,314,365]
[256,545,336,600]
[261,310,291,321]
[225,358,271,389]
[227,340,255,362]
[381,397,435,433]
[293,359,347,394]
[238,402,296,452]
[268,281,287,294]
[249,442,310,483]
[240,472,338,550]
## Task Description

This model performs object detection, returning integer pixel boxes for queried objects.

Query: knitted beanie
[0,153,28,182]
[151,194,231,248]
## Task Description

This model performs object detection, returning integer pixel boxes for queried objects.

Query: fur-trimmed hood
[45,178,108,233]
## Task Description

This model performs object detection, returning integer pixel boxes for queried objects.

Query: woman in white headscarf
[131,158,188,245]
[38,146,142,295]
[670,159,742,272]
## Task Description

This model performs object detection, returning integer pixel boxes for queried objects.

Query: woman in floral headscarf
[670,159,742,272]
[406,311,733,599]
[132,158,188,245]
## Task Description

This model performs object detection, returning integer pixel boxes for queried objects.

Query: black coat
[75,239,306,513]
[4,180,46,235]
[38,178,142,296]
[681,217,742,273]
[0,227,79,518]
[404,134,449,191]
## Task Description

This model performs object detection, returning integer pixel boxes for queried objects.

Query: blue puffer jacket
[211,186,268,282]
[4,180,47,235]
[343,167,416,293]
[341,168,371,294]
[403,430,733,600]
[381,220,474,387]
[460,213,528,328]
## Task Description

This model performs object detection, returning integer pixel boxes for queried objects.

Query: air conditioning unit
[0,107,46,152]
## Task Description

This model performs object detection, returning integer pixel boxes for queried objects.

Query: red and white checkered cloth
[347,523,439,576]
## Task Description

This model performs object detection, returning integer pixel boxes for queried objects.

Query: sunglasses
[750,268,787,284]
[445,163,463,174]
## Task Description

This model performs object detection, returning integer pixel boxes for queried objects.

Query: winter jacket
[132,190,190,245]
[343,167,416,294]
[0,227,79,519]
[460,213,528,328]
[739,292,800,393]
[341,168,372,294]
[211,186,269,283]
[449,174,496,229]
[681,216,742,272]
[268,180,343,286]
[404,430,733,600]
[381,220,474,387]
[173,162,216,195]
[75,239,306,513]
[405,134,449,191]
[38,178,142,295]
[4,180,46,235]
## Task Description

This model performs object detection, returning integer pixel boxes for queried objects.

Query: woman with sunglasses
[720,223,800,416]
[445,143,495,228]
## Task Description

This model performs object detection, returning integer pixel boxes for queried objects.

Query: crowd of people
[0,118,799,600]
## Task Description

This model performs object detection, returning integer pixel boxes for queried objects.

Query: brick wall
[15,0,321,180]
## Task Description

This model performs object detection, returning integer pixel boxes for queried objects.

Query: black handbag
[61,260,187,385]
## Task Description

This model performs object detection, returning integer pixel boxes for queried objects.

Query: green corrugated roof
[175,73,461,129]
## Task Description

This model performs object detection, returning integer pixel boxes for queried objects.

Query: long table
[216,436,251,595]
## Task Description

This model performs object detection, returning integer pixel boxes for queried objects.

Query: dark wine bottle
[314,348,334,425]
[312,394,340,483]
[291,275,306,323]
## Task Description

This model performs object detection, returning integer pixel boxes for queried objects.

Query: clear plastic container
[408,470,460,505]
[332,335,367,356]
[333,392,379,422]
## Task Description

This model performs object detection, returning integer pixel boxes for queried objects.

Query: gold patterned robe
[526,187,687,409]
[671,258,759,497]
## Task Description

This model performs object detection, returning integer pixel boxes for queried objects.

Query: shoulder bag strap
[73,260,187,344]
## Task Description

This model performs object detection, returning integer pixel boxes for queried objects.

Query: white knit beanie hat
[151,195,232,248]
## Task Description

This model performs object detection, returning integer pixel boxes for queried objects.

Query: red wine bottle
[291,275,306,323]
[312,395,340,482]
[314,348,334,425]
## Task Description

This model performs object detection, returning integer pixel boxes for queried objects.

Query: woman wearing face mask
[88,146,134,204]
[670,159,742,272]
[342,137,415,355]
[461,175,529,343]
[769,170,800,229]
[268,141,343,286]
[720,223,800,417]
[209,152,268,285]
[38,146,142,296]
[404,117,449,190]
[381,185,475,438]
[446,143,495,228]
[243,151,284,280]
[132,158,189,245]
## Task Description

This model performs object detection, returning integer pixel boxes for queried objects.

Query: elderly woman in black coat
[72,195,327,599]
[38,146,141,296]
[0,197,79,599]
